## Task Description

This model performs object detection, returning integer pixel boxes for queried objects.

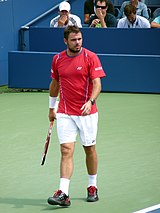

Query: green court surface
[0,91,160,213]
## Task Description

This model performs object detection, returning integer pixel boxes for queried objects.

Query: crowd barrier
[8,51,160,93]
[29,27,160,55]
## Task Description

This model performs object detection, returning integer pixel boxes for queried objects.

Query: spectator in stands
[117,0,149,20]
[151,15,160,28]
[152,8,160,21]
[84,0,115,24]
[117,4,150,28]
[50,1,82,28]
[88,0,117,27]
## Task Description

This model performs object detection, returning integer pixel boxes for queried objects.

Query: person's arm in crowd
[76,16,83,27]
[96,8,107,28]
[117,2,125,19]
[151,18,160,28]
[84,14,90,24]
[141,5,149,20]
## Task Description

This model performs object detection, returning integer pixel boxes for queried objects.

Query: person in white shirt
[117,4,150,28]
[117,0,149,20]
[50,1,82,28]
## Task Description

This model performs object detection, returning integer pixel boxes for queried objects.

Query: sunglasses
[96,5,107,9]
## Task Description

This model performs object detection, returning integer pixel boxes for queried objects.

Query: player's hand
[80,101,92,116]
[48,108,56,121]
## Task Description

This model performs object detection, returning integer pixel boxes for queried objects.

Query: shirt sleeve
[50,16,59,27]
[107,15,117,27]
[144,19,151,28]
[117,19,124,28]
[88,53,106,80]
[76,16,82,28]
[88,15,95,26]
[51,55,59,81]
[152,16,160,24]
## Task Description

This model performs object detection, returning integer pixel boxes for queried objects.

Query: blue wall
[0,0,66,86]
[29,27,160,55]
[8,51,160,93]
[8,27,160,93]
[2,0,160,93]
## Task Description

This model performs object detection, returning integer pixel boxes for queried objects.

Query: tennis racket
[41,121,54,166]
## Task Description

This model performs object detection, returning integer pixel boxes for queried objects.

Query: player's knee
[61,143,74,157]
[84,145,96,155]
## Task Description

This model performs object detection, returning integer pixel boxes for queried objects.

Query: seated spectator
[84,0,115,24]
[88,0,117,27]
[117,0,149,20]
[117,4,150,28]
[152,8,160,21]
[151,15,160,28]
[50,1,82,28]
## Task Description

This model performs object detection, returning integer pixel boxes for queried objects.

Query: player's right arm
[49,79,59,121]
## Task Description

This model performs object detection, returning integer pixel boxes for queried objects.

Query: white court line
[133,204,160,213]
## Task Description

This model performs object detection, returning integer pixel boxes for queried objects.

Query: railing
[19,0,69,50]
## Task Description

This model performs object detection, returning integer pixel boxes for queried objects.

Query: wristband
[49,96,57,109]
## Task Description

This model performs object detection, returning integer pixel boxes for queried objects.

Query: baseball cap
[59,1,71,12]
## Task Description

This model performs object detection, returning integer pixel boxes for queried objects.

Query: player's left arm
[90,77,102,101]
[81,77,101,116]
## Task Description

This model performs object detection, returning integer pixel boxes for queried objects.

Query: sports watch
[89,99,95,105]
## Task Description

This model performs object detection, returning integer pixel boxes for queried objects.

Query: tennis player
[48,25,106,207]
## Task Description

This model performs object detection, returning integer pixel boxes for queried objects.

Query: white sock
[59,178,70,196]
[88,174,97,188]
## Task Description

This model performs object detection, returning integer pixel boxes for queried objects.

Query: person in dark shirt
[84,0,115,24]
[88,0,117,27]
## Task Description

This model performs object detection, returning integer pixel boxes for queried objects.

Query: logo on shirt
[77,67,82,70]
[95,66,102,71]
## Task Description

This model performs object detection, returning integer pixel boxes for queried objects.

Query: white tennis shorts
[56,112,98,146]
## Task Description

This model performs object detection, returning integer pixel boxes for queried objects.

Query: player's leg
[77,112,99,202]
[59,142,75,193]
[83,144,98,178]
[83,145,99,202]
[48,113,78,207]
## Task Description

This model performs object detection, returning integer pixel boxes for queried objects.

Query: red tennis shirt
[51,48,106,115]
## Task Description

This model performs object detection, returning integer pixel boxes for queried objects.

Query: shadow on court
[0,197,46,208]
[0,197,87,210]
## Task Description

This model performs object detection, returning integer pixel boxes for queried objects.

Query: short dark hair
[64,25,81,40]
[95,0,108,7]
[124,4,136,17]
